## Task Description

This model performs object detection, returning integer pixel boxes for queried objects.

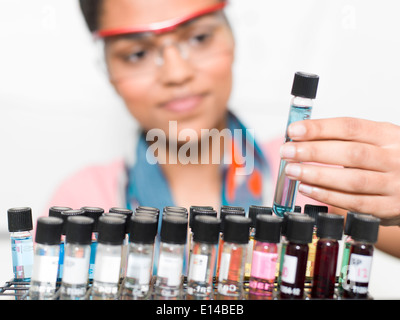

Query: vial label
[157,254,183,287]
[63,256,90,285]
[281,254,298,284]
[11,237,34,279]
[218,252,231,282]
[188,254,208,282]
[347,253,372,283]
[126,253,152,285]
[94,255,121,284]
[32,255,59,283]
[251,251,278,280]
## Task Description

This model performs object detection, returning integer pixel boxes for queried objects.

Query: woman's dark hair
[79,0,103,32]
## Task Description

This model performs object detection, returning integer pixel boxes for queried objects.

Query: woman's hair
[79,0,103,32]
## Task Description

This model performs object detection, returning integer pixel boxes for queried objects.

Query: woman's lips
[161,94,204,113]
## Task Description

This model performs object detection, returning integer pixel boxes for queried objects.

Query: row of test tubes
[6,204,380,300]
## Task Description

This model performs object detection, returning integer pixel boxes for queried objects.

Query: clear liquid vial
[273,72,319,217]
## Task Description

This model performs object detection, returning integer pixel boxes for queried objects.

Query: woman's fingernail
[288,123,306,138]
[280,145,296,159]
[285,164,301,177]
[299,183,313,195]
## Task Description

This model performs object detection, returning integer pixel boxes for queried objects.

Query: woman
[48,0,400,258]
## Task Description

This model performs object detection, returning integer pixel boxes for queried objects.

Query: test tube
[217,215,251,300]
[59,216,94,300]
[245,205,273,280]
[81,206,104,281]
[121,215,158,300]
[154,215,188,300]
[279,214,314,299]
[342,214,380,299]
[28,217,63,300]
[311,213,344,299]
[249,215,283,300]
[186,215,221,300]
[272,72,319,217]
[7,207,34,282]
[91,216,126,300]
[304,204,328,280]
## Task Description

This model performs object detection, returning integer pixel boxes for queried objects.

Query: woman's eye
[125,49,148,63]
[190,32,212,46]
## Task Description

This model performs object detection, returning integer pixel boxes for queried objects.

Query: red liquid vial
[341,214,380,299]
[279,215,314,299]
[311,213,344,299]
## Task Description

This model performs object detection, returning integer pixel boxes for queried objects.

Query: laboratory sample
[188,207,217,253]
[57,209,85,282]
[311,213,344,299]
[249,215,283,300]
[304,204,328,280]
[81,206,104,280]
[280,214,314,299]
[342,214,380,299]
[28,216,63,300]
[121,215,158,300]
[91,216,126,300]
[153,215,188,300]
[186,215,221,300]
[59,216,94,300]
[272,72,320,217]
[245,205,273,280]
[217,215,251,300]
[7,207,34,282]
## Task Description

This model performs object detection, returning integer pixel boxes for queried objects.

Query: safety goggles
[94,2,234,81]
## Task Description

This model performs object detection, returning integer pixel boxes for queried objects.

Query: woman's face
[99,0,234,139]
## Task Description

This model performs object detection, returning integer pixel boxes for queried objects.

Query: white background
[1,0,400,298]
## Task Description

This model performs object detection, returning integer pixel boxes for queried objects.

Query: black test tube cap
[304,204,328,226]
[65,216,94,245]
[219,207,245,232]
[48,206,73,219]
[254,215,283,243]
[316,212,344,240]
[286,214,315,244]
[223,215,252,244]
[129,215,158,244]
[7,207,33,232]
[190,207,217,229]
[81,206,104,232]
[97,216,126,245]
[351,214,380,244]
[193,215,221,244]
[35,216,64,245]
[248,205,273,228]
[160,215,188,245]
[60,209,85,235]
[291,71,320,99]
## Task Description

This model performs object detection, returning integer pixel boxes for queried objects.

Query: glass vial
[81,206,104,281]
[245,205,273,281]
[272,72,320,217]
[121,215,158,300]
[186,215,221,300]
[91,216,126,300]
[311,212,344,299]
[188,206,216,253]
[7,207,34,282]
[217,215,251,300]
[249,215,283,300]
[154,215,188,300]
[59,216,94,300]
[304,204,328,280]
[280,214,314,299]
[28,216,63,300]
[55,208,82,282]
[342,214,380,299]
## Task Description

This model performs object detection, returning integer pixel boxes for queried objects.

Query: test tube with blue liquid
[273,72,320,217]
[7,207,34,282]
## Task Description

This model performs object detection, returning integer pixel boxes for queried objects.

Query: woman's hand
[280,117,400,226]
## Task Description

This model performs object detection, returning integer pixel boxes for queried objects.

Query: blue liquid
[273,105,312,217]
[89,240,97,280]
[57,241,65,282]
[11,235,34,281]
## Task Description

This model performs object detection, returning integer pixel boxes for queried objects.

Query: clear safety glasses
[94,2,234,82]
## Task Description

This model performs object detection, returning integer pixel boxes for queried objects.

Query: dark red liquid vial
[311,239,339,299]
